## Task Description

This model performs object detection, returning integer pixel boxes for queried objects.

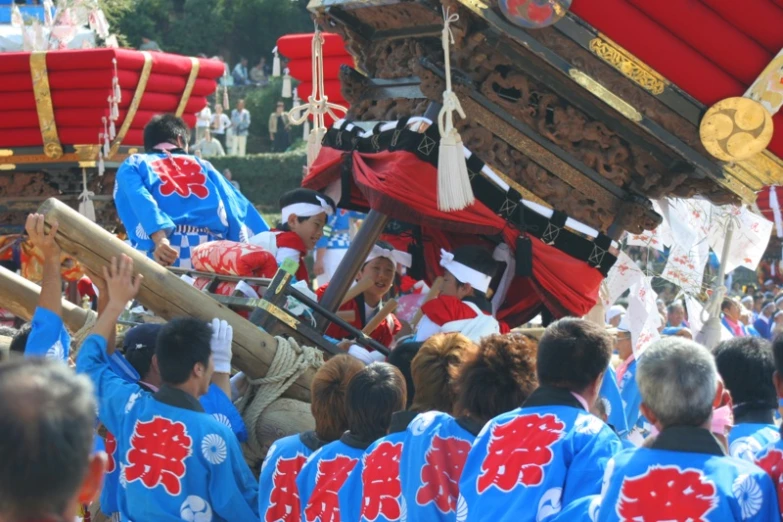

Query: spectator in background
[195,104,212,143]
[211,103,231,151]
[666,301,688,328]
[192,129,225,158]
[605,304,625,327]
[215,55,233,86]
[722,298,749,338]
[232,57,250,86]
[223,169,240,190]
[139,36,161,52]
[0,358,104,522]
[250,57,268,86]
[755,301,776,339]
[268,101,291,152]
[230,99,251,156]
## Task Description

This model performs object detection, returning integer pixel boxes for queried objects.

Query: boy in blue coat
[257,354,364,522]
[338,333,477,522]
[714,336,780,461]
[114,114,268,269]
[76,255,258,521]
[399,333,539,522]
[459,318,622,522]
[598,338,779,521]
[297,363,406,522]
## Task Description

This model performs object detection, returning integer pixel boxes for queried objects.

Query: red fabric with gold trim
[303,144,604,326]
[316,283,401,348]
[570,0,783,156]
[0,48,222,148]
[277,33,348,59]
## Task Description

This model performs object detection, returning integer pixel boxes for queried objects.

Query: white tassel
[272,47,281,77]
[109,119,116,140]
[282,72,292,98]
[103,133,110,158]
[78,169,96,221]
[98,153,105,176]
[306,127,326,169]
[436,8,474,212]
[303,117,310,141]
[222,85,229,111]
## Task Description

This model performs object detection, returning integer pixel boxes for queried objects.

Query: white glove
[229,371,246,402]
[210,318,233,373]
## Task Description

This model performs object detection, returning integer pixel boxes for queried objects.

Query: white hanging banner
[626,201,673,252]
[660,199,711,292]
[603,251,644,307]
[685,295,705,338]
[708,205,772,273]
[627,276,661,357]
[660,239,710,293]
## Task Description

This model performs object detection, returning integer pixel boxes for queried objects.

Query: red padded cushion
[191,240,278,278]
[277,33,348,60]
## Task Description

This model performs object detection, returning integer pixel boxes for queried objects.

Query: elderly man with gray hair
[0,358,105,522]
[596,337,779,521]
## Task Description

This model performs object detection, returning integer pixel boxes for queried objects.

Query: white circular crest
[575,414,604,436]
[46,340,65,361]
[733,474,763,520]
[537,487,563,521]
[410,411,438,436]
[180,495,213,522]
[201,434,227,465]
[135,223,149,241]
[456,494,468,522]
[601,397,612,416]
[212,413,232,430]
[217,200,228,227]
[730,437,764,463]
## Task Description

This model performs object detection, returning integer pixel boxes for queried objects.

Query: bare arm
[26,214,62,316]
[93,256,144,343]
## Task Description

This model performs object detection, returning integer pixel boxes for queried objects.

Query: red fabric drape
[277,33,348,60]
[304,145,604,325]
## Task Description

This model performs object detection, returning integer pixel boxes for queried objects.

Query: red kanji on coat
[267,454,308,522]
[124,416,192,496]
[416,435,472,513]
[756,449,783,517]
[617,466,717,521]
[477,413,565,493]
[361,441,403,521]
[151,156,209,199]
[105,431,117,474]
[304,455,359,522]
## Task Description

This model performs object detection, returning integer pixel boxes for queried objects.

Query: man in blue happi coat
[714,336,780,461]
[458,318,622,522]
[76,255,258,521]
[114,114,268,269]
[597,338,779,521]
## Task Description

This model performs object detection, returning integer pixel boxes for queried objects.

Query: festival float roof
[0,48,223,232]
[305,0,783,238]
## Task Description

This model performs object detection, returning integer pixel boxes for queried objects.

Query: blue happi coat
[599,364,628,438]
[297,434,371,522]
[398,411,483,522]
[618,357,643,434]
[315,209,364,250]
[24,306,70,361]
[458,386,622,522]
[257,431,328,522]
[597,427,779,521]
[76,334,258,521]
[114,151,268,265]
[338,411,418,522]
[729,421,781,462]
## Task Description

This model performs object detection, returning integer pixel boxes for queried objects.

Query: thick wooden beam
[0,264,93,332]
[317,209,389,329]
[37,198,315,402]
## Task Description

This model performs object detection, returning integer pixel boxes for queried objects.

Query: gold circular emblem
[700,97,774,162]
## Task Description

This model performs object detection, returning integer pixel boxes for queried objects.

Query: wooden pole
[0,264,93,332]
[362,299,398,335]
[410,276,443,328]
[340,277,374,307]
[37,198,314,402]
[317,209,389,330]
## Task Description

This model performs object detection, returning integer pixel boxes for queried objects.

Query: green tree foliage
[106,0,313,63]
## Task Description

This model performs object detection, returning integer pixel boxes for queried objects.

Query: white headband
[440,249,492,293]
[366,244,412,268]
[281,195,333,223]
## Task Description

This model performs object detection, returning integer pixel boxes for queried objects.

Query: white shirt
[211,113,231,134]
[196,107,212,128]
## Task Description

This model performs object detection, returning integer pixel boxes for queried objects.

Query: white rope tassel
[303,116,311,141]
[112,58,122,103]
[78,168,96,222]
[288,28,348,170]
[437,8,474,212]
[237,336,323,466]
[272,46,281,77]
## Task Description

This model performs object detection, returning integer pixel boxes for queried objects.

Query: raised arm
[26,213,62,316]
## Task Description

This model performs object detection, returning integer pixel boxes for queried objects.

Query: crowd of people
[4,113,783,521]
